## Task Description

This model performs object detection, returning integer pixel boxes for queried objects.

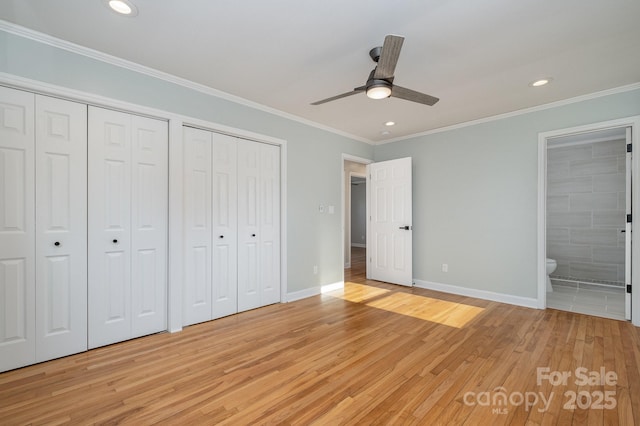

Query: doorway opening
[546,128,628,320]
[343,156,371,273]
[538,116,640,326]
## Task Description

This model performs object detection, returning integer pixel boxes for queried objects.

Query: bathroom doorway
[545,128,629,320]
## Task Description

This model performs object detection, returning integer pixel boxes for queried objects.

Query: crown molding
[0,20,373,145]
[378,82,640,145]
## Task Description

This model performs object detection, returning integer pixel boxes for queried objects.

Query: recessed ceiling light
[105,0,138,16]
[385,121,396,127]
[530,78,552,87]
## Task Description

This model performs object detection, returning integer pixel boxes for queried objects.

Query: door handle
[399,226,411,230]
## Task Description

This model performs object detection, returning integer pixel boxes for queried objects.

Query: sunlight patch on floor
[329,282,392,303]
[328,282,484,328]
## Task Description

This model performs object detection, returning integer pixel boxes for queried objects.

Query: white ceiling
[1,0,639,143]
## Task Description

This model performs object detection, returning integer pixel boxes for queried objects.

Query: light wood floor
[1,247,640,425]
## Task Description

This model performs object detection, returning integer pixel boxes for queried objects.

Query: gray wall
[0,30,374,293]
[350,182,366,246]
[374,89,640,299]
[547,139,626,285]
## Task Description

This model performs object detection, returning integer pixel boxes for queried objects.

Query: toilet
[546,258,557,292]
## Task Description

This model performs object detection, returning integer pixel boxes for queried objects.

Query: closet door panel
[88,107,132,349]
[183,127,212,326]
[0,87,35,371]
[35,95,87,361]
[212,134,238,319]
[259,143,281,305]
[237,140,261,312]
[131,116,168,337]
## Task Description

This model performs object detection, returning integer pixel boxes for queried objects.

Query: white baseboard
[413,279,539,309]
[321,281,344,293]
[351,243,366,248]
[285,281,344,303]
[344,262,351,269]
[286,287,320,302]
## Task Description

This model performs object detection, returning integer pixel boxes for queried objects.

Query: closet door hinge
[627,284,632,294]
[627,214,632,223]
[627,143,632,153]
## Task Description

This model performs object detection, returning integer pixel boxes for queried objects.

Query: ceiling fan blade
[391,85,440,106]
[311,86,366,105]
[373,35,404,79]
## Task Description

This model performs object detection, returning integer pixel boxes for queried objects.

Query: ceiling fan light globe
[366,85,391,100]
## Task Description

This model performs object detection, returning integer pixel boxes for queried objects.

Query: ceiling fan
[311,35,439,106]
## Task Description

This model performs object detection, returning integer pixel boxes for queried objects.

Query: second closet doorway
[183,126,281,326]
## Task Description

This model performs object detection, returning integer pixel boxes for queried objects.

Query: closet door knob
[54,241,60,247]
[219,235,224,239]
[113,239,118,244]
[251,233,256,237]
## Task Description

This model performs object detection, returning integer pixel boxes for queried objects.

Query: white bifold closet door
[0,87,36,370]
[0,87,87,372]
[183,129,239,325]
[35,95,88,362]
[183,127,214,326]
[88,106,168,349]
[212,133,239,318]
[237,139,280,311]
[182,127,280,326]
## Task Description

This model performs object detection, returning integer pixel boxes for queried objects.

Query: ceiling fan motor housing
[369,46,382,63]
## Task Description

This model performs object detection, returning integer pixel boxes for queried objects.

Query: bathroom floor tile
[547,299,574,311]
[551,285,578,294]
[546,285,626,321]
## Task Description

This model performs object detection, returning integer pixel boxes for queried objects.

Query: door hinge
[627,214,632,223]
[627,284,632,294]
[627,143,632,153]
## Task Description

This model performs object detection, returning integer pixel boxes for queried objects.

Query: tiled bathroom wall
[546,138,626,286]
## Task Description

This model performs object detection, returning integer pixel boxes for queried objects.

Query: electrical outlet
[313,265,318,274]
[442,263,448,273]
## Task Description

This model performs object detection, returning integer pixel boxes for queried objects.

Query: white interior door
[130,115,168,338]
[212,133,238,319]
[183,127,213,326]
[0,87,35,371]
[625,127,632,321]
[367,157,413,286]
[88,107,132,348]
[35,95,87,361]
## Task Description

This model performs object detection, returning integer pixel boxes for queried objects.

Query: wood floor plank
[1,247,639,425]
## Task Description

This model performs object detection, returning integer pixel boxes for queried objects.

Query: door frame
[341,154,373,284]
[537,115,640,326]
[346,171,367,268]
